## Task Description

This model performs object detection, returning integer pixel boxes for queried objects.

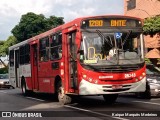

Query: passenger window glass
[50,33,62,60]
[39,37,49,62]
[9,50,14,66]
[20,44,30,64]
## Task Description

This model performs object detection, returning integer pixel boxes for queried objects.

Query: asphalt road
[0,88,160,120]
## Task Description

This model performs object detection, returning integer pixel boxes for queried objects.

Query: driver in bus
[107,48,116,60]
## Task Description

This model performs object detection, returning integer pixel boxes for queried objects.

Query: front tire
[12,86,15,89]
[57,82,72,105]
[103,94,118,104]
[7,86,10,89]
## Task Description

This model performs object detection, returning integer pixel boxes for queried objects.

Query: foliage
[11,12,64,42]
[0,41,5,45]
[145,58,151,64]
[0,36,17,56]
[157,58,160,65]
[143,16,160,36]
[0,67,8,74]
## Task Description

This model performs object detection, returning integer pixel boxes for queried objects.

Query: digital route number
[89,20,103,27]
[89,20,127,27]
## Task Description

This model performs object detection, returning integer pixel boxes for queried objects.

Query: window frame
[39,36,50,62]
[9,50,14,67]
[50,32,62,61]
[19,44,30,65]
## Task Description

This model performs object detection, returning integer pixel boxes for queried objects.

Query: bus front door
[67,32,78,92]
[31,44,38,90]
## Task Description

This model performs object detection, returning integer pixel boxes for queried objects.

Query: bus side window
[25,44,30,64]
[50,33,62,60]
[39,36,49,62]
[19,44,30,65]
[9,50,14,66]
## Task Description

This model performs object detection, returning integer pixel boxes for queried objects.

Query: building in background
[124,0,160,66]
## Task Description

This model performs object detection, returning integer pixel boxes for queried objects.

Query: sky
[0,0,124,40]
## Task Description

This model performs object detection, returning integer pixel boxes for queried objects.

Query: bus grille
[100,79,132,83]
[102,85,131,88]
[103,88,130,92]
[82,64,144,73]
[94,66,139,72]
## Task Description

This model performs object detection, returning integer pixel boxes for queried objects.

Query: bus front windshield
[79,31,144,65]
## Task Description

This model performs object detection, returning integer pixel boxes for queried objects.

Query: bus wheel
[103,94,118,104]
[58,86,72,105]
[21,80,29,96]
[136,91,151,99]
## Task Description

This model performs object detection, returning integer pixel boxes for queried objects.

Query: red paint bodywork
[12,15,144,95]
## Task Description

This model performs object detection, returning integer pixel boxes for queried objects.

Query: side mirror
[78,50,84,61]
[78,50,84,54]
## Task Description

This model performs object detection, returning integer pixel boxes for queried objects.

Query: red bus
[9,15,146,104]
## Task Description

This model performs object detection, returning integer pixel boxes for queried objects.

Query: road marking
[151,98,160,101]
[133,100,160,106]
[0,91,7,93]
[65,105,129,120]
[25,97,45,102]
[22,102,61,110]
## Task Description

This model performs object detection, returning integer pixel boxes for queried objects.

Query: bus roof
[9,14,142,50]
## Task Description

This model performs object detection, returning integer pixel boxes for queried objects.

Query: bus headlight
[82,74,98,84]
[139,76,143,80]
[94,80,98,84]
[135,72,146,82]
[155,89,159,92]
[142,72,146,76]
[83,74,87,78]
[88,78,93,82]
[0,81,4,84]
[135,78,138,82]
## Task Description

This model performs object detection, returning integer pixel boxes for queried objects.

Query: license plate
[112,85,122,89]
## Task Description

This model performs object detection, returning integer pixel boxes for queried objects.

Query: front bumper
[79,77,146,95]
[0,83,11,88]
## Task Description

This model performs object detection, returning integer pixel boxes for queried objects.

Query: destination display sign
[89,20,103,27]
[81,17,142,29]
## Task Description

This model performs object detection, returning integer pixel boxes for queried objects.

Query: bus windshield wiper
[121,30,132,46]
[96,30,113,48]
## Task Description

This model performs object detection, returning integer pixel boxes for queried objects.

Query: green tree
[0,41,5,45]
[0,36,17,68]
[46,16,64,29]
[11,12,64,42]
[143,16,160,36]
[0,36,17,56]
